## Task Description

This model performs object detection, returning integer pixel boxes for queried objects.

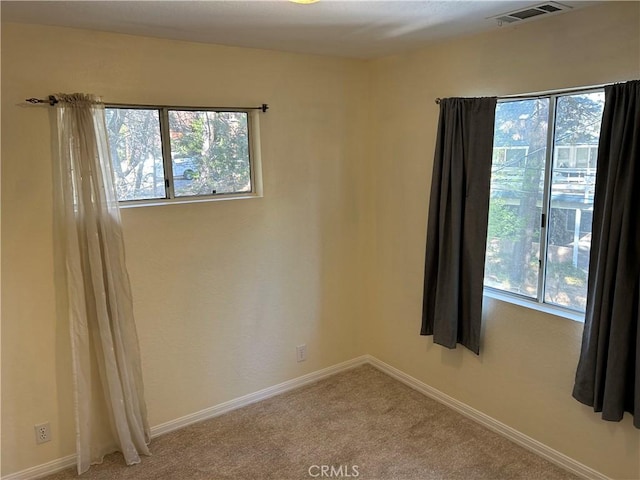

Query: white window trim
[119,192,262,209]
[483,287,585,323]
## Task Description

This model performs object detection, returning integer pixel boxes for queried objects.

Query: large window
[484,90,605,313]
[105,106,256,203]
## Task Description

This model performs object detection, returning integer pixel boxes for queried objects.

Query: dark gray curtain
[573,80,640,429]
[421,97,497,354]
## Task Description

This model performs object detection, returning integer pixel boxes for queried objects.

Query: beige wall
[366,2,640,479]
[2,1,640,478]
[1,24,369,474]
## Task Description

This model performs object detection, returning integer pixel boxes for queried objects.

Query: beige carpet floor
[45,365,578,480]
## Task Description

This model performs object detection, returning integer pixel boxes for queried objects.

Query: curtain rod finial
[25,96,59,106]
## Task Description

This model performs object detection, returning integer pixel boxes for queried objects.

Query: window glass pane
[105,108,165,201]
[168,110,251,197]
[555,146,570,167]
[545,92,604,310]
[485,99,549,297]
[575,147,589,167]
[493,148,506,165]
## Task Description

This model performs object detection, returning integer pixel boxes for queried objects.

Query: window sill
[118,192,261,209]
[483,288,585,323]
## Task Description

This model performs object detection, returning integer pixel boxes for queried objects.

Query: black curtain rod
[434,84,609,105]
[25,97,269,112]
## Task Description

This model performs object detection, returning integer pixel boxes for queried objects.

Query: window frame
[106,103,263,207]
[483,87,605,321]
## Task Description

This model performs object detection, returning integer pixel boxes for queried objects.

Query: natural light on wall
[288,0,319,4]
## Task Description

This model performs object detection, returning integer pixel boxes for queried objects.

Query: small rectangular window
[105,105,258,204]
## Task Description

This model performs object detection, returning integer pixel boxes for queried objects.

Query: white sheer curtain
[53,93,151,474]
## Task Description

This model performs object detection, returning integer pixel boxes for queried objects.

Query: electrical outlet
[34,422,51,444]
[296,344,307,362]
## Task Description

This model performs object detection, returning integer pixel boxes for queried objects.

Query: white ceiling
[1,0,598,59]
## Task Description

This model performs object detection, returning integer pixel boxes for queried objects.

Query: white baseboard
[150,355,369,438]
[3,354,608,480]
[1,455,76,480]
[0,356,370,480]
[366,355,610,480]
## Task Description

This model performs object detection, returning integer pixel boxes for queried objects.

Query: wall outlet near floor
[34,422,51,444]
[296,344,307,362]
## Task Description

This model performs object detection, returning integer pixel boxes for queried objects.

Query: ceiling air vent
[491,2,571,25]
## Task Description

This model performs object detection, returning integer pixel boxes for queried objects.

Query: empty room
[1,1,639,479]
